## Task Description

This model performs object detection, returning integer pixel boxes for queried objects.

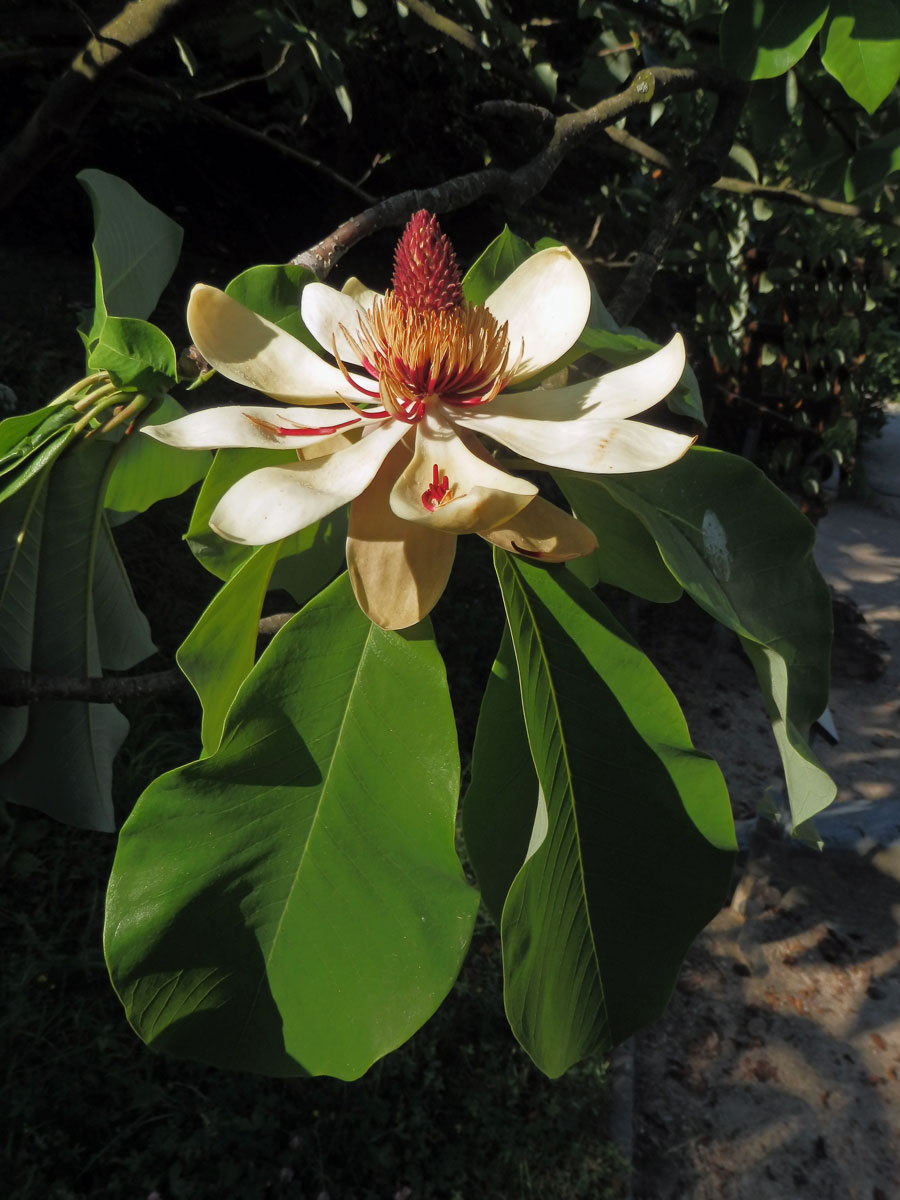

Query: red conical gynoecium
[392,210,463,313]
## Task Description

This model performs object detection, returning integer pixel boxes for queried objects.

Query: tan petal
[390,408,536,533]
[480,497,598,561]
[187,284,360,405]
[347,442,456,630]
[485,247,591,385]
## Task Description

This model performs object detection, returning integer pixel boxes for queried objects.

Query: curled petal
[390,409,536,533]
[142,405,362,450]
[480,497,598,561]
[484,247,591,385]
[209,419,407,545]
[348,442,456,630]
[301,282,370,367]
[187,284,360,405]
[342,276,382,311]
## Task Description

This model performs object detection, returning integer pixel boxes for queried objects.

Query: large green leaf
[0,474,48,764]
[720,0,830,79]
[92,516,155,671]
[600,447,835,827]
[176,542,281,757]
[0,426,77,505]
[105,395,212,516]
[87,316,178,392]
[821,0,900,113]
[0,440,130,830]
[495,553,735,1077]
[554,471,682,602]
[105,573,478,1079]
[462,628,539,923]
[78,169,183,344]
[461,226,534,305]
[225,263,319,350]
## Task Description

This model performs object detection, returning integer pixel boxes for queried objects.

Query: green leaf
[0,474,48,764]
[462,629,539,922]
[105,573,478,1079]
[176,542,281,757]
[225,263,320,351]
[600,447,835,828]
[495,553,735,1076]
[461,227,535,305]
[0,402,75,464]
[821,0,900,113]
[105,395,211,515]
[78,169,183,344]
[843,129,900,199]
[553,471,682,602]
[92,516,155,671]
[0,426,77,505]
[720,0,830,79]
[0,441,130,830]
[87,316,178,391]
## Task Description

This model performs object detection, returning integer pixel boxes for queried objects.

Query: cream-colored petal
[389,408,536,533]
[296,427,364,461]
[458,405,695,473]
[479,496,598,561]
[347,442,456,630]
[209,419,407,545]
[142,404,363,450]
[484,247,591,385]
[342,276,382,311]
[187,284,360,405]
[301,281,370,367]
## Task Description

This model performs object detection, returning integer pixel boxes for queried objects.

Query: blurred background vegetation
[1,1,897,1195]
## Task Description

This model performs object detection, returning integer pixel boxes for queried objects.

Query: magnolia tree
[2,0,897,1082]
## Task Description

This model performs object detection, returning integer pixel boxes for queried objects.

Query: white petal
[580,334,686,419]
[342,276,382,311]
[142,405,362,450]
[187,284,361,405]
[457,406,695,473]
[301,282,370,367]
[484,247,591,385]
[389,408,536,533]
[209,418,407,544]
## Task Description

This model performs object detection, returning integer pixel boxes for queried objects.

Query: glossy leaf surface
[601,447,835,827]
[495,553,735,1077]
[461,226,534,304]
[821,0,900,113]
[225,262,319,349]
[106,574,478,1078]
[87,316,178,391]
[720,0,829,79]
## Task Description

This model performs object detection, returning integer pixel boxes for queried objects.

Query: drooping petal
[142,404,363,450]
[389,408,536,533]
[484,247,591,385]
[480,497,598,561]
[187,284,360,405]
[347,442,456,630]
[209,419,407,545]
[457,404,695,474]
[301,281,370,367]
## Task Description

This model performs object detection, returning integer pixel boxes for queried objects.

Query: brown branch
[607,78,748,327]
[0,0,203,210]
[604,125,900,229]
[0,613,296,706]
[292,65,734,276]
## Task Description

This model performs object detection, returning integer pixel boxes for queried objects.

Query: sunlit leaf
[821,0,900,113]
[462,227,535,305]
[225,263,319,350]
[105,573,478,1079]
[87,316,178,391]
[720,0,830,79]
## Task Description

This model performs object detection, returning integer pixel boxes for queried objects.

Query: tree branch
[292,65,734,276]
[0,0,204,210]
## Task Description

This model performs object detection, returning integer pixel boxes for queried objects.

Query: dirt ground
[629,492,900,1199]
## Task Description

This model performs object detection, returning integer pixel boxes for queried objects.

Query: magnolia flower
[145,212,693,629]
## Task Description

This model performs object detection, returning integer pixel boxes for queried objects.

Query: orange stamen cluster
[332,211,519,424]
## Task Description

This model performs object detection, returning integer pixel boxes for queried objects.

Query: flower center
[333,210,519,424]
